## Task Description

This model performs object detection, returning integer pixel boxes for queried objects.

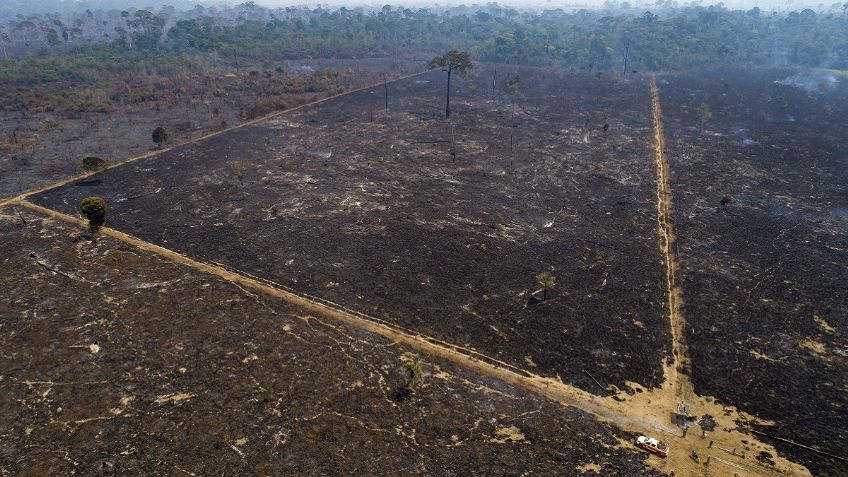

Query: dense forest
[1,2,847,111]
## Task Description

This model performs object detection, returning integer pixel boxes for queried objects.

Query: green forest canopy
[2,3,847,90]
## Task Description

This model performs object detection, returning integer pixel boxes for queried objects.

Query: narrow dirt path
[625,76,809,476]
[15,198,809,477]
[650,74,689,406]
[4,74,811,477]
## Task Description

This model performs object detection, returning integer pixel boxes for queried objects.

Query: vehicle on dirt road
[635,435,669,457]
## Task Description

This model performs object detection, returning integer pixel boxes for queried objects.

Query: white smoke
[775,71,840,94]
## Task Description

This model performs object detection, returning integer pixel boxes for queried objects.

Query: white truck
[635,435,669,458]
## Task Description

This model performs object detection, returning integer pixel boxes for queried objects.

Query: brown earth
[6,63,843,476]
[28,65,671,395]
[0,57,426,198]
[0,207,664,476]
[658,66,848,476]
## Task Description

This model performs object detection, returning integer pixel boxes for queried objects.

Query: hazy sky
[2,0,840,19]
[252,0,839,12]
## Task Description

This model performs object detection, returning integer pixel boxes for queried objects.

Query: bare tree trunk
[445,66,452,118]
[510,102,515,152]
[450,121,456,160]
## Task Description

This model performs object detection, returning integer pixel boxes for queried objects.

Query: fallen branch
[116,187,162,203]
[582,370,608,394]
[750,429,848,463]
[582,239,620,251]
[30,252,90,284]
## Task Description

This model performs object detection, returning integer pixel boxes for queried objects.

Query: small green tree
[720,194,734,207]
[401,353,423,387]
[152,126,169,149]
[536,272,556,301]
[82,156,109,173]
[428,50,473,118]
[79,196,107,239]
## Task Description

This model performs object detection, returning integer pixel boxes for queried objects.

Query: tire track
[6,76,811,476]
[650,74,689,404]
[15,198,810,476]
[15,199,638,425]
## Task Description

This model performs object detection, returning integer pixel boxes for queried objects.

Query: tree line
[1,3,847,97]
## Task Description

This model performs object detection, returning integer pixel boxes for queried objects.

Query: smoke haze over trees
[0,1,846,112]
[1,2,846,66]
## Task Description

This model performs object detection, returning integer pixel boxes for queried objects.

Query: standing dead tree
[505,73,521,154]
[383,74,389,112]
[428,50,473,119]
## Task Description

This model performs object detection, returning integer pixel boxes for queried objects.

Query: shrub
[79,196,107,238]
[401,353,423,385]
[82,156,109,173]
[239,97,291,120]
[152,126,169,148]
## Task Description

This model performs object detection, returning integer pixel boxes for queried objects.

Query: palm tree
[402,353,423,387]
[428,50,473,118]
[536,272,556,301]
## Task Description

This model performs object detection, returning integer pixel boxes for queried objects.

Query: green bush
[79,196,108,238]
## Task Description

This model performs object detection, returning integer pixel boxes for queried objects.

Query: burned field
[0,208,663,476]
[6,61,845,476]
[659,67,848,475]
[30,66,670,395]
[0,57,424,198]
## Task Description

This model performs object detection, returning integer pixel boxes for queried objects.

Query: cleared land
[5,64,845,476]
[659,67,848,476]
[0,207,663,476]
[30,66,671,394]
[0,57,424,198]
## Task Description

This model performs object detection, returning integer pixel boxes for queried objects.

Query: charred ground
[7,63,846,476]
[0,57,424,198]
[659,67,848,476]
[0,208,663,476]
[30,65,670,395]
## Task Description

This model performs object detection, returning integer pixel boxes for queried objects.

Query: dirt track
[651,75,685,402]
[26,66,671,392]
[14,93,810,473]
[4,66,834,476]
[1,206,664,476]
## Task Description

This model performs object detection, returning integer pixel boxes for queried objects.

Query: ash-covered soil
[0,208,662,476]
[659,67,848,476]
[0,57,425,197]
[31,65,670,394]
